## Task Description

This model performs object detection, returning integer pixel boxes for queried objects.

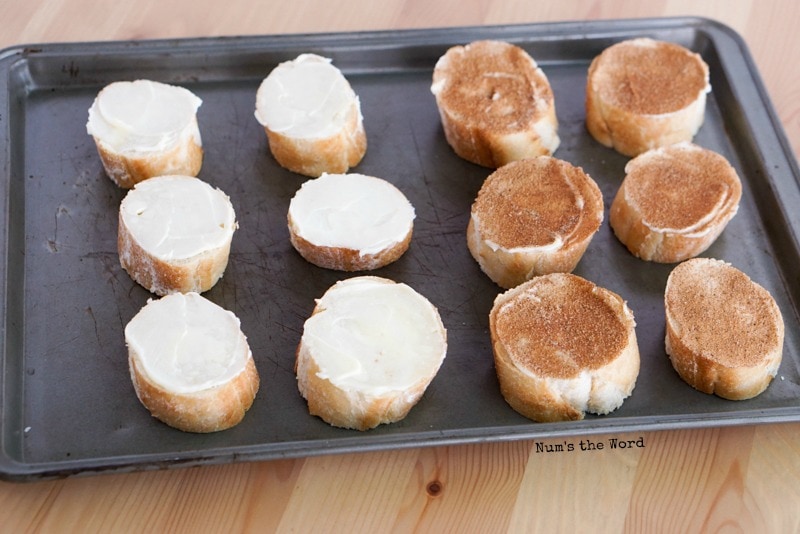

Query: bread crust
[118,209,233,295]
[288,212,412,271]
[263,104,367,177]
[609,143,741,263]
[295,341,433,431]
[467,157,603,289]
[92,119,203,189]
[585,38,710,157]
[490,273,640,422]
[295,276,447,431]
[664,258,784,400]
[431,40,560,167]
[129,346,259,433]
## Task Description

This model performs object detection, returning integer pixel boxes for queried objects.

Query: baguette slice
[296,276,447,431]
[87,79,203,188]
[586,38,710,157]
[126,292,259,433]
[490,273,639,422]
[288,173,415,271]
[431,40,560,168]
[609,142,741,263]
[665,258,784,400]
[118,175,237,295]
[467,156,603,289]
[254,54,367,177]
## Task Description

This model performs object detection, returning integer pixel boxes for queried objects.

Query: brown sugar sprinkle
[437,40,554,133]
[494,274,629,379]
[624,144,741,230]
[472,157,602,249]
[591,38,709,115]
[665,259,782,367]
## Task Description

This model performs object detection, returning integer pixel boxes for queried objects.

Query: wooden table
[2,1,799,532]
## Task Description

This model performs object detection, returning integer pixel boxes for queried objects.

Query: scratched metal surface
[1,18,799,480]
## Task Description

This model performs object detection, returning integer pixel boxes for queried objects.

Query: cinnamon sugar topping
[624,143,742,231]
[472,157,603,249]
[666,259,783,367]
[493,274,631,379]
[591,38,709,115]
[433,40,554,133]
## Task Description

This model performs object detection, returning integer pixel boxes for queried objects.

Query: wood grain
[1,1,799,532]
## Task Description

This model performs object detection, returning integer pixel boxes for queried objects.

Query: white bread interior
[126,292,259,433]
[295,276,447,431]
[431,39,560,168]
[254,54,367,177]
[609,142,742,263]
[467,156,603,289]
[287,173,415,271]
[585,38,710,157]
[490,273,639,422]
[87,79,203,188]
[664,258,784,400]
[118,175,237,295]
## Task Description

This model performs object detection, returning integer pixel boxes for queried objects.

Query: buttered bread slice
[490,273,640,422]
[609,143,741,263]
[126,292,259,433]
[431,40,560,167]
[118,175,237,295]
[296,276,447,430]
[288,173,415,271]
[586,38,710,156]
[467,156,603,289]
[87,79,203,188]
[665,258,784,400]
[254,54,367,177]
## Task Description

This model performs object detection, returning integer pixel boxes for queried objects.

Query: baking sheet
[1,17,799,481]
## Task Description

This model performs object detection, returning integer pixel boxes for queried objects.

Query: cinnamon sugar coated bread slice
[125,292,259,433]
[586,38,710,156]
[467,156,603,289]
[86,79,203,188]
[118,175,237,295]
[288,173,415,271]
[609,142,741,263]
[296,276,447,430]
[664,258,784,400]
[254,54,367,177]
[490,273,640,422]
[431,40,560,167]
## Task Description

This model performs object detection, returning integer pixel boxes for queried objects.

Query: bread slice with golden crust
[431,40,560,168]
[287,173,415,271]
[609,142,741,263]
[87,79,203,188]
[664,258,784,400]
[126,292,259,433]
[490,273,640,422]
[296,276,447,431]
[118,175,237,295]
[586,38,710,157]
[254,54,367,177]
[467,156,603,289]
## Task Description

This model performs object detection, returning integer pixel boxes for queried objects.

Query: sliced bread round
[296,276,447,430]
[490,273,640,422]
[125,292,259,433]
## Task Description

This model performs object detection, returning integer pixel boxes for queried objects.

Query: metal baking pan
[1,17,798,481]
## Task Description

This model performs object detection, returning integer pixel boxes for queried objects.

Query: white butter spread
[289,173,415,256]
[125,292,250,394]
[301,277,447,394]
[87,79,202,154]
[254,54,361,138]
[120,175,236,261]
